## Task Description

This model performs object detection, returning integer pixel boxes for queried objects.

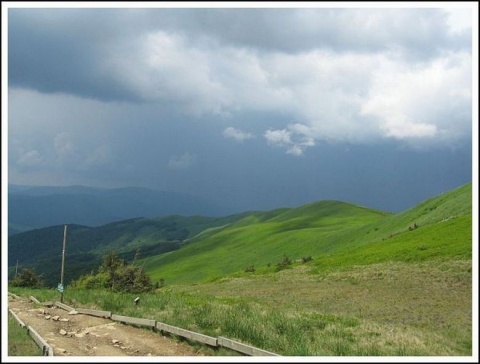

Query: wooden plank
[217,337,280,356]
[29,296,40,304]
[111,314,155,328]
[9,309,26,327]
[28,326,54,356]
[54,301,75,312]
[76,308,111,318]
[155,322,218,347]
[8,292,21,299]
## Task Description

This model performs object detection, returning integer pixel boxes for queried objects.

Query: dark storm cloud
[8,9,142,101]
[9,7,471,103]
[5,5,474,214]
[155,8,471,55]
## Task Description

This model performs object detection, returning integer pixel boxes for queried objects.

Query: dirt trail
[8,295,209,357]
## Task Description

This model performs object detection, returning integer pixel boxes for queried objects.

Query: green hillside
[8,182,473,356]
[143,183,472,285]
[8,182,472,289]
[8,213,252,286]
[142,200,388,284]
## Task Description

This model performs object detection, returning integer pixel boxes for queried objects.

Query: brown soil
[8,295,210,357]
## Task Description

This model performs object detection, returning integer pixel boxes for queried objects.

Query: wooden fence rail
[28,326,54,356]
[15,295,281,357]
[54,301,75,312]
[8,309,26,328]
[29,296,40,304]
[156,322,218,347]
[111,314,156,328]
[217,336,281,356]
[8,306,54,356]
[76,308,111,318]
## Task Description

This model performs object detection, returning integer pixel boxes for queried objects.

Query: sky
[2,2,478,214]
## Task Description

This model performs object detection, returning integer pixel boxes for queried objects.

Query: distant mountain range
[8,184,235,235]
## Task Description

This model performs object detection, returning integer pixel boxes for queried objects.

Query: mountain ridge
[8,184,235,235]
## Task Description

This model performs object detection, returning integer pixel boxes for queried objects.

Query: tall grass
[8,314,42,356]
[8,183,472,357]
[9,257,471,356]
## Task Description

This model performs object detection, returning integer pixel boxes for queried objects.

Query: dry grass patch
[175,259,472,355]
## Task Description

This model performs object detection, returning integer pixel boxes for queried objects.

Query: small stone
[75,333,84,338]
[52,315,60,321]
[120,346,126,350]
[68,310,78,315]
[59,329,67,336]
[112,339,120,344]
[113,344,120,348]
[45,315,51,320]
[59,318,69,322]
[57,348,67,354]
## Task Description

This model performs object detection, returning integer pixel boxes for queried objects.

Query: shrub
[155,278,165,289]
[71,252,154,293]
[71,272,108,289]
[301,256,313,263]
[275,255,293,272]
[244,265,256,273]
[10,268,44,288]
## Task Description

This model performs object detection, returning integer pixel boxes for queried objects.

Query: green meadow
[143,183,471,285]
[8,182,473,356]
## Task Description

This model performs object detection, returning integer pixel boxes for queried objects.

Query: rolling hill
[7,182,473,357]
[142,182,472,285]
[8,182,472,289]
[7,212,253,286]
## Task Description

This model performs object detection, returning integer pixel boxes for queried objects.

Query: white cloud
[108,31,231,117]
[92,10,471,152]
[54,132,76,160]
[17,149,44,166]
[8,8,473,160]
[167,152,197,170]
[361,52,472,144]
[264,124,316,156]
[443,7,473,34]
[223,127,254,142]
[264,129,292,146]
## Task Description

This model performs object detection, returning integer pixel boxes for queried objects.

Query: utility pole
[60,225,67,303]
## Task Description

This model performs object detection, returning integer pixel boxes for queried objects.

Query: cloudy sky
[3,2,477,213]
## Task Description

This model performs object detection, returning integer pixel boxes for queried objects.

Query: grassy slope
[9,183,473,356]
[143,200,388,284]
[143,183,472,285]
[7,212,253,287]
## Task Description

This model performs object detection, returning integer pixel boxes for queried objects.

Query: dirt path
[8,295,209,357]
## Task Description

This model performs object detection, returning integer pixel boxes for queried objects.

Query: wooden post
[15,260,19,278]
[60,225,67,303]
